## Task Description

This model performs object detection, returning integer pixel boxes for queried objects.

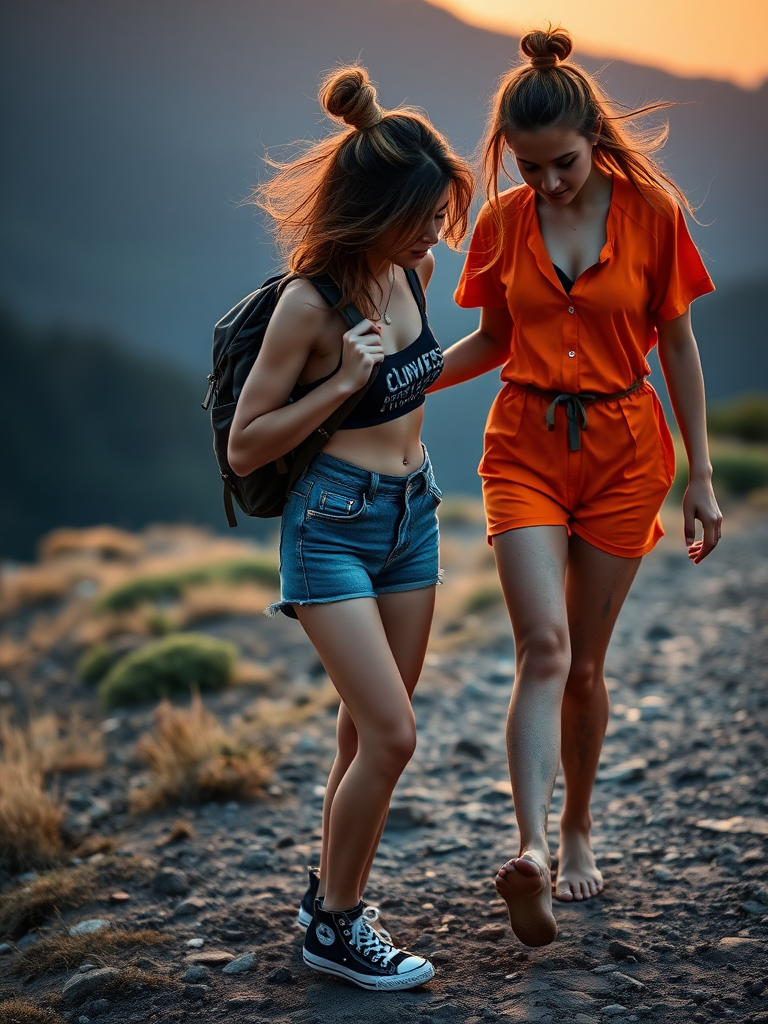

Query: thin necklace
[371,264,395,325]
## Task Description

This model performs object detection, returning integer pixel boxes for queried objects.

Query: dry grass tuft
[0,715,70,874]
[0,998,66,1024]
[0,565,73,616]
[173,583,277,628]
[15,928,172,979]
[238,679,339,735]
[21,713,105,775]
[39,526,142,563]
[155,818,195,846]
[0,868,95,939]
[131,694,271,812]
[0,711,105,873]
[0,856,154,939]
[0,762,64,873]
[73,835,116,859]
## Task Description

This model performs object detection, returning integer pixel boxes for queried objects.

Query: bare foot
[554,829,604,901]
[495,851,558,947]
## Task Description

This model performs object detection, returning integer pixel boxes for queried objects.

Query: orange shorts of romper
[480,381,677,558]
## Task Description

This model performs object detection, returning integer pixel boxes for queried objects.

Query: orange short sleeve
[454,202,508,309]
[651,203,715,321]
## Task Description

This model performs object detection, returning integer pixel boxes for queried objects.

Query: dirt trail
[1,504,766,1023]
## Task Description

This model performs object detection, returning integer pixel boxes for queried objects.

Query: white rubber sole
[297,905,312,930]
[302,948,434,991]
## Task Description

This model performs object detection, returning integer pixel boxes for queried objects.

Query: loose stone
[222,952,255,974]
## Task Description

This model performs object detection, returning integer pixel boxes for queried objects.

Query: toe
[554,887,574,902]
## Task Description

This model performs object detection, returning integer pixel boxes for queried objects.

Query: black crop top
[290,271,443,429]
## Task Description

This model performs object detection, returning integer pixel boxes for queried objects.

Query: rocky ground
[1,500,767,1024]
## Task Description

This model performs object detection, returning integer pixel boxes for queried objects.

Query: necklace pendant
[383,312,392,325]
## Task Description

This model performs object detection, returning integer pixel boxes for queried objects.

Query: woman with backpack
[227,66,473,989]
[431,27,721,947]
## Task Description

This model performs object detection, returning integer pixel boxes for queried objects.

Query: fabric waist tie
[511,378,647,452]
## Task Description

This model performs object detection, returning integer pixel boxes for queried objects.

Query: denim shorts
[266,447,442,619]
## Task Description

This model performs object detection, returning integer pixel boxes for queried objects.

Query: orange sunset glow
[423,0,768,89]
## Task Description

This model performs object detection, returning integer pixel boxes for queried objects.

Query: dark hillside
[1,0,765,374]
[0,311,273,560]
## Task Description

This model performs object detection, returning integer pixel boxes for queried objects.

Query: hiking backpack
[202,270,424,526]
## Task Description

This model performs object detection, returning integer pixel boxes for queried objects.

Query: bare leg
[556,534,641,901]
[296,589,434,912]
[492,526,570,947]
[316,587,435,900]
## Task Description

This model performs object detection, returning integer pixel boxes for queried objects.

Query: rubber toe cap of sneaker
[396,955,428,974]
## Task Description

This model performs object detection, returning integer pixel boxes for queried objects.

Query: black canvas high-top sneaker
[296,866,320,929]
[303,900,434,991]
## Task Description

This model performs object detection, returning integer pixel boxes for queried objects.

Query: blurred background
[2,0,767,561]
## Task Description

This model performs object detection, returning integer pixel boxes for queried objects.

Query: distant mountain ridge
[1,0,765,532]
[1,0,765,369]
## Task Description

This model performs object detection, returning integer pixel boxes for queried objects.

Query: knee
[370,718,417,779]
[565,659,602,702]
[517,626,570,681]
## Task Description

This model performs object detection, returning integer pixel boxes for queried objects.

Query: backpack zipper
[201,369,220,410]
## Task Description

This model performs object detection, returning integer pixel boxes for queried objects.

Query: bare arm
[228,281,384,477]
[656,307,722,563]
[429,305,511,392]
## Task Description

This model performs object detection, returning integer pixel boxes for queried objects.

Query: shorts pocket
[305,484,368,522]
[428,482,443,506]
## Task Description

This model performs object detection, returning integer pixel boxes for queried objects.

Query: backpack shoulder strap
[308,275,364,330]
[404,268,426,314]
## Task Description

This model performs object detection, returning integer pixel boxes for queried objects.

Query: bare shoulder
[262,276,338,358]
[272,277,334,330]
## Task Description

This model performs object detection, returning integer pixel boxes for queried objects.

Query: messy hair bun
[520,26,573,70]
[319,65,384,130]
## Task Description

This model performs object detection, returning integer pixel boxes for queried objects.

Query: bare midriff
[320,405,426,476]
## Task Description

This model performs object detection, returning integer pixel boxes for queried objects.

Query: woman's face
[371,189,451,270]
[506,126,595,206]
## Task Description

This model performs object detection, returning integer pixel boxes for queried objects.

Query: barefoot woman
[433,28,721,946]
[228,66,472,985]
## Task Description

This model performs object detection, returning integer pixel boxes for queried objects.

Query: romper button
[568,306,575,314]
[568,350,576,358]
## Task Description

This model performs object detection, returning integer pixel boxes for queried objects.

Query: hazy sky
[423,0,768,88]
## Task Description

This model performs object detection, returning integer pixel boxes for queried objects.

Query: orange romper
[454,174,715,557]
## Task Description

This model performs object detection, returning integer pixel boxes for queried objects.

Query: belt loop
[367,472,379,503]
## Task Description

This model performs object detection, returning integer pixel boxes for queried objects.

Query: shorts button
[568,306,575,314]
[568,350,576,358]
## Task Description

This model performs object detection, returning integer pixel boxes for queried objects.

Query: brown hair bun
[319,66,384,129]
[520,27,573,70]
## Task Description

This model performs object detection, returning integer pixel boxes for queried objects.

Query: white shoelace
[361,905,392,943]
[349,914,398,967]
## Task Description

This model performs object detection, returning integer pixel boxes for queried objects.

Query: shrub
[670,438,768,498]
[708,393,768,443]
[712,446,768,494]
[98,633,237,708]
[131,694,270,811]
[97,555,279,613]
[76,641,114,683]
[464,581,504,615]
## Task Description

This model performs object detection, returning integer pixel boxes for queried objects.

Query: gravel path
[1,504,766,1023]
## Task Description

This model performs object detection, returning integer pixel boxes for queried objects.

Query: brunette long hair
[481,26,694,264]
[253,65,474,318]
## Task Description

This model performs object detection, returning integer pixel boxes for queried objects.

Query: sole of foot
[495,852,558,947]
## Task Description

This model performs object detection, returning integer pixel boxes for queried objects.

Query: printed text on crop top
[290,273,443,429]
